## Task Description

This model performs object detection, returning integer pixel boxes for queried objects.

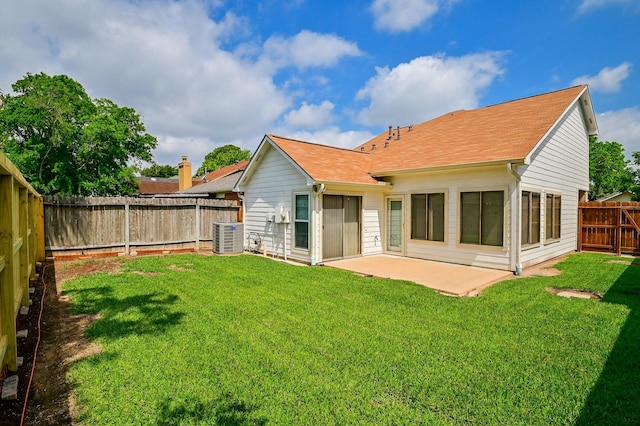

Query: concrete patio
[324,255,514,296]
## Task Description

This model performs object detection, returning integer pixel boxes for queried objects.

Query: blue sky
[1,0,639,171]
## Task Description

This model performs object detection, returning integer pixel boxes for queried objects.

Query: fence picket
[44,196,241,256]
[578,202,640,255]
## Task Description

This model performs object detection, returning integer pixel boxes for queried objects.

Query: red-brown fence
[578,202,640,255]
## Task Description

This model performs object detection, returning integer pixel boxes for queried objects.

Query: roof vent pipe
[396,126,400,140]
[388,125,392,137]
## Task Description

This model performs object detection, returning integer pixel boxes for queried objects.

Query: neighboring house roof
[202,160,249,182]
[179,170,243,194]
[595,191,635,202]
[238,85,597,188]
[137,176,203,195]
[138,177,180,194]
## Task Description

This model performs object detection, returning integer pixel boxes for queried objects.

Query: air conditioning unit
[213,222,244,254]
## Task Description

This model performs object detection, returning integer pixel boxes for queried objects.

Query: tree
[196,144,250,176]
[0,72,157,196]
[140,164,178,178]
[588,136,635,200]
[633,151,640,201]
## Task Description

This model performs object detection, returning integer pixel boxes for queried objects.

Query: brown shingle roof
[137,177,203,195]
[202,160,249,182]
[356,85,588,174]
[268,135,380,185]
[259,86,590,185]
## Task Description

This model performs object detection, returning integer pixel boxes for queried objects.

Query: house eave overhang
[234,135,316,191]
[312,179,392,190]
[524,85,598,165]
[369,158,526,177]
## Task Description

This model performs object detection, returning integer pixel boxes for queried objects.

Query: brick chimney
[178,155,192,191]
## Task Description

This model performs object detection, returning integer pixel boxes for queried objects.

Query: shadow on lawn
[575,258,640,425]
[65,286,185,340]
[155,393,268,426]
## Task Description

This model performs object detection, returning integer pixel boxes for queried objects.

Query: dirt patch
[54,258,124,290]
[167,264,195,272]
[546,287,602,300]
[518,256,566,278]
[0,258,122,426]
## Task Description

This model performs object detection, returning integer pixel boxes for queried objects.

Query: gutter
[370,158,525,177]
[507,162,522,275]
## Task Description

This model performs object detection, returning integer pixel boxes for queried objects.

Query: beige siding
[389,166,513,270]
[519,103,589,267]
[363,192,383,255]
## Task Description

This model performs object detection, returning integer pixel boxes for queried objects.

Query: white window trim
[409,189,448,245]
[457,186,508,251]
[292,191,311,252]
[544,190,562,244]
[521,187,542,250]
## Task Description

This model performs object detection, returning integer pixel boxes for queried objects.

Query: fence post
[36,196,45,262]
[125,198,130,256]
[0,175,18,371]
[577,205,583,251]
[195,199,201,252]
[617,206,623,256]
[19,188,29,306]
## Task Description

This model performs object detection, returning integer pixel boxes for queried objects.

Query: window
[545,193,561,241]
[294,193,309,250]
[460,191,504,246]
[411,193,445,241]
[521,191,541,246]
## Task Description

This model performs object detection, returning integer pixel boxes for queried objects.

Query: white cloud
[356,52,506,126]
[284,101,335,129]
[597,107,640,156]
[371,0,458,32]
[261,30,362,70]
[571,63,632,93]
[0,1,367,170]
[577,0,636,14]
[0,0,288,170]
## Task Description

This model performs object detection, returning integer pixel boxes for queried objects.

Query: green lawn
[61,253,640,425]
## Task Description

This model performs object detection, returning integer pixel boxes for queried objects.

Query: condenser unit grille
[213,222,244,254]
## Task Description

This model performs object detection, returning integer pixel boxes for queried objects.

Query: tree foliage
[0,73,157,195]
[140,164,178,178]
[588,136,635,200]
[196,144,250,176]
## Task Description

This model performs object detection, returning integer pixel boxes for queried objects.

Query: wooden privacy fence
[1,152,44,375]
[578,201,640,255]
[44,196,241,256]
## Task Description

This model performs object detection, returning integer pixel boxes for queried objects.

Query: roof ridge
[268,134,371,155]
[477,84,586,111]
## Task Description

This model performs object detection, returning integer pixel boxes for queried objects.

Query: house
[137,177,182,195]
[235,85,598,272]
[595,191,635,202]
[178,160,248,200]
[137,156,203,196]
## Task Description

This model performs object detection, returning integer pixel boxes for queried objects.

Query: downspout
[311,183,325,265]
[311,192,318,265]
[238,193,246,251]
[507,163,522,275]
